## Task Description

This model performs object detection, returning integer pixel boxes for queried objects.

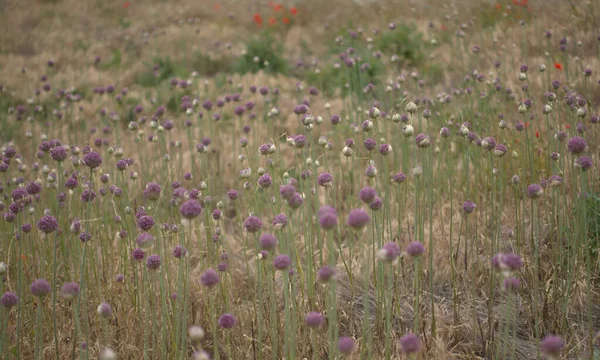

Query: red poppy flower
[269,17,277,25]
[290,7,298,15]
[282,17,290,24]
[495,3,501,9]
[566,124,570,129]
[253,13,263,25]
[554,63,563,70]
[213,3,220,10]
[123,1,130,9]
[274,3,283,11]
[535,131,539,138]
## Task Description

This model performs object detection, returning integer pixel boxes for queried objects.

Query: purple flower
[318,206,338,230]
[26,181,42,195]
[503,277,520,292]
[244,216,262,233]
[173,245,187,258]
[317,172,333,187]
[567,136,587,154]
[137,215,155,230]
[392,172,407,184]
[115,274,124,283]
[495,253,523,271]
[406,241,425,257]
[347,209,370,229]
[180,200,203,219]
[462,200,476,214]
[574,156,593,171]
[399,333,422,354]
[227,190,238,200]
[338,337,355,354]
[146,254,161,270]
[1,291,18,308]
[279,184,296,200]
[540,335,564,356]
[359,187,376,203]
[97,302,113,318]
[30,279,52,297]
[272,214,288,229]
[527,184,543,199]
[364,138,377,151]
[258,174,272,189]
[288,193,304,209]
[37,215,58,234]
[259,233,278,251]
[218,313,237,329]
[378,242,401,262]
[415,133,431,148]
[136,232,155,249]
[200,269,220,287]
[317,266,336,283]
[83,151,102,169]
[132,248,145,261]
[331,115,341,125]
[305,312,324,327]
[273,254,291,270]
[143,182,161,200]
[50,146,67,162]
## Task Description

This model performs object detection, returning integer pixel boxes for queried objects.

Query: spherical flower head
[338,336,355,354]
[136,232,155,249]
[99,348,116,360]
[259,233,278,251]
[11,188,27,201]
[172,244,187,258]
[305,312,324,327]
[415,133,430,148]
[498,253,523,271]
[503,277,520,292]
[317,266,336,283]
[493,144,507,157]
[272,214,288,229]
[30,279,52,297]
[317,172,333,187]
[97,302,113,318]
[37,215,58,234]
[462,200,476,214]
[555,131,567,142]
[258,174,272,189]
[293,134,307,148]
[288,193,304,209]
[527,184,544,199]
[279,184,296,200]
[567,136,588,154]
[318,206,338,230]
[379,143,393,156]
[244,216,262,233]
[146,254,161,270]
[50,146,67,162]
[540,335,564,357]
[218,313,237,329]
[331,114,341,125]
[83,151,102,169]
[200,268,220,287]
[180,199,203,219]
[227,189,238,200]
[369,197,383,211]
[574,156,593,171]
[378,242,401,262]
[137,215,155,230]
[363,138,377,151]
[273,254,291,270]
[347,209,371,230]
[189,325,205,342]
[21,223,32,233]
[392,172,407,184]
[132,248,145,261]
[65,177,78,189]
[115,274,124,283]
[1,291,18,308]
[26,181,42,195]
[406,241,425,257]
[60,282,80,300]
[80,189,96,203]
[399,333,422,354]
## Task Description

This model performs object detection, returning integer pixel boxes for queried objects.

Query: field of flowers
[0,0,599,359]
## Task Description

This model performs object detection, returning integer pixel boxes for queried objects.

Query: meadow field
[0,0,599,358]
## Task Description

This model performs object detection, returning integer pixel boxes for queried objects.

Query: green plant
[233,31,287,75]
[377,23,425,66]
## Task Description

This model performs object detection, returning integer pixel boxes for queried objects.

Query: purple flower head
[498,253,523,271]
[3,147,16,158]
[540,335,564,356]
[279,184,296,200]
[115,274,124,283]
[272,214,288,229]
[462,200,476,214]
[50,146,67,162]
[79,232,91,242]
[288,193,304,209]
[317,266,336,283]
[305,312,324,327]
[406,241,425,257]
[227,189,238,200]
[359,187,377,203]
[331,115,341,125]
[415,133,431,148]
[338,337,355,354]
[173,245,187,258]
[96,302,112,318]
[364,138,377,151]
[138,215,155,230]
[293,104,308,115]
[293,134,307,148]
[393,172,407,184]
[567,136,587,154]
[218,313,237,329]
[574,156,593,171]
[258,174,272,189]
[244,216,262,233]
[1,291,18,308]
[273,254,291,270]
[200,269,220,287]
[26,181,42,195]
[347,209,371,230]
[369,197,383,211]
[527,184,544,199]
[30,279,52,297]
[379,143,392,156]
[259,233,278,251]
[132,248,145,261]
[37,215,58,234]
[146,254,161,270]
[318,206,338,230]
[317,172,333,187]
[217,262,228,272]
[21,223,32,233]
[503,277,521,292]
[83,151,102,169]
[180,200,203,219]
[136,232,155,249]
[11,188,27,202]
[378,242,401,262]
[399,333,422,354]
[116,159,128,172]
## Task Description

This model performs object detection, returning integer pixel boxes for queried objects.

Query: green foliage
[135,56,186,87]
[190,52,231,77]
[233,31,287,75]
[98,49,122,70]
[376,24,425,66]
[587,193,600,240]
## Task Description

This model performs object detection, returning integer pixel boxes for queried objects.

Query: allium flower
[259,233,278,251]
[288,193,304,209]
[279,184,296,199]
[462,200,476,214]
[272,214,288,229]
[65,177,78,189]
[567,136,588,154]
[60,282,80,300]
[80,189,96,203]
[189,325,205,342]
[132,248,145,261]
[503,277,520,292]
[115,274,124,283]
[180,200,203,219]
[26,181,42,195]
[493,144,507,157]
[527,184,544,199]
[574,156,593,171]
[317,172,333,187]
[317,266,336,283]
[136,232,155,249]
[218,313,237,329]
[97,302,113,318]
[200,269,220,287]
[379,143,392,156]
[99,348,116,360]
[1,291,18,308]
[273,254,291,270]
[415,133,430,147]
[540,335,564,357]
[347,209,370,230]
[364,138,377,151]
[227,189,238,200]
[258,174,272,189]
[37,215,58,234]
[338,337,355,354]
[30,279,52,297]
[83,151,102,168]
[399,333,422,354]
[392,172,407,184]
[377,242,401,262]
[50,146,67,162]
[406,241,425,257]
[305,312,324,327]
[146,254,161,270]
[137,215,155,230]
[318,206,338,230]
[244,216,262,233]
